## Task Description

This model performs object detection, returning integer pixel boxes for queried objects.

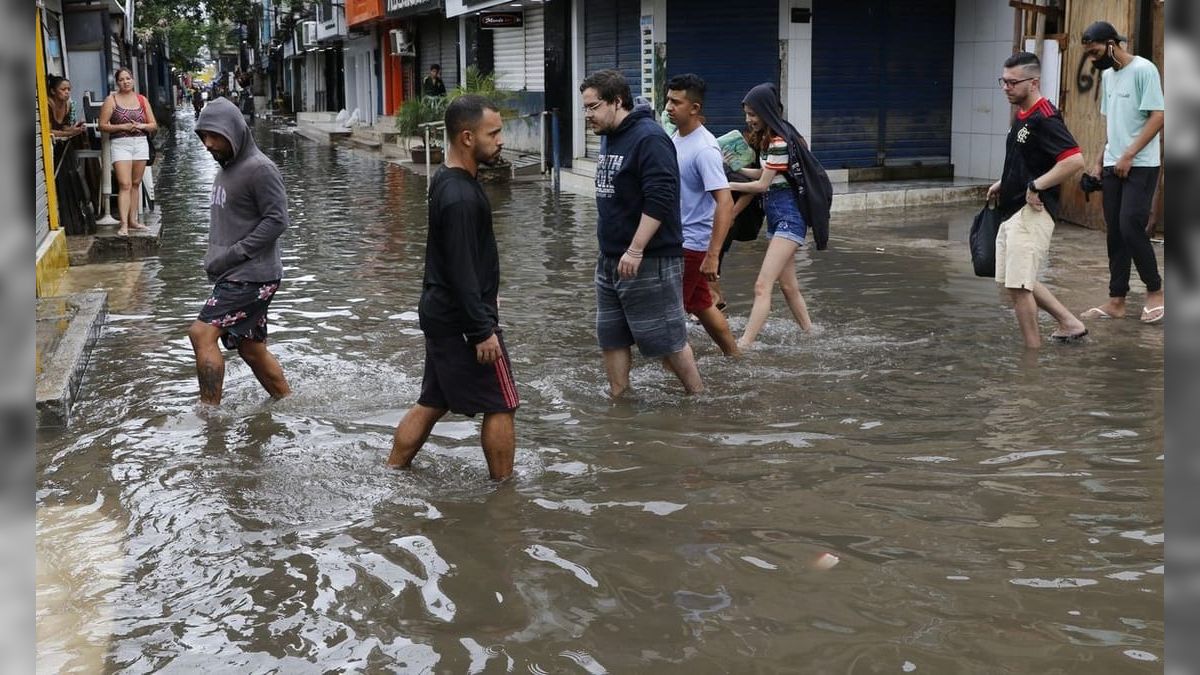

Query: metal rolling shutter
[882,0,953,165]
[36,99,50,248]
[524,7,544,92]
[665,0,778,137]
[492,24,524,90]
[813,0,954,168]
[812,0,883,168]
[418,16,458,90]
[584,0,641,157]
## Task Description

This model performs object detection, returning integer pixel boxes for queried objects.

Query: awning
[384,0,442,19]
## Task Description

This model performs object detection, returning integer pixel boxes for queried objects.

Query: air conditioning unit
[389,29,413,56]
[301,21,318,49]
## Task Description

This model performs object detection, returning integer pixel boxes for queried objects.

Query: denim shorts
[595,255,688,359]
[763,188,808,246]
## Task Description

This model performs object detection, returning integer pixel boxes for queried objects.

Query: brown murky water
[36,114,1163,673]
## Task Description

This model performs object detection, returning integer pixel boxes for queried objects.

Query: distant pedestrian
[664,73,739,356]
[387,95,518,481]
[97,67,157,235]
[986,52,1088,348]
[727,83,820,350]
[192,87,204,118]
[188,98,291,404]
[1078,21,1166,324]
[580,69,703,396]
[423,64,447,98]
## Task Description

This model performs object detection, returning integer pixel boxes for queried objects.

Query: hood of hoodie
[195,97,256,166]
[607,101,655,137]
[742,82,805,147]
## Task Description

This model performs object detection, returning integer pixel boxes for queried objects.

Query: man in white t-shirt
[665,74,739,356]
[1079,21,1166,324]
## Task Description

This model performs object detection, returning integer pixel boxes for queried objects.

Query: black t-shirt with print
[999,98,1082,220]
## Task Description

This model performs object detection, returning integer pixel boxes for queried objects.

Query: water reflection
[36,113,1163,671]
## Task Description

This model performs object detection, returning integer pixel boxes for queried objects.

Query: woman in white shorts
[99,67,157,235]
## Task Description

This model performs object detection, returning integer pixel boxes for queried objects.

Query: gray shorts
[595,254,688,359]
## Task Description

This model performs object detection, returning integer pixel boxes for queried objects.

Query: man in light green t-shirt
[1079,21,1165,325]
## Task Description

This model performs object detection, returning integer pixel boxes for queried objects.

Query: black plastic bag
[969,201,1001,277]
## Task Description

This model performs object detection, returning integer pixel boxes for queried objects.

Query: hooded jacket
[195,98,289,282]
[742,83,832,250]
[594,102,682,258]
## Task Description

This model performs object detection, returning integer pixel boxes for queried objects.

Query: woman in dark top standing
[98,67,157,235]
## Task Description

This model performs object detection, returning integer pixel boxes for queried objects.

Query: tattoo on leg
[198,363,223,402]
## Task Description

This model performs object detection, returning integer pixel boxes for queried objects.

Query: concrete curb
[36,291,108,428]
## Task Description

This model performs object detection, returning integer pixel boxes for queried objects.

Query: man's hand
[1114,153,1133,178]
[475,333,501,365]
[700,253,719,282]
[1025,186,1044,211]
[618,248,643,280]
[986,180,1001,202]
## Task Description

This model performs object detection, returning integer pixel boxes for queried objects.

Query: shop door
[665,0,779,137]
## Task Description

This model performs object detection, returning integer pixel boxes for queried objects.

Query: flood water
[36,113,1163,673]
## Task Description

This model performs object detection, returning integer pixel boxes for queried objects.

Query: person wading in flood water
[189,97,291,404]
[387,95,519,481]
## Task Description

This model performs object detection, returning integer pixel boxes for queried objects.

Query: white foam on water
[902,661,917,672]
[1009,577,1099,589]
[1119,530,1164,545]
[741,556,778,570]
[980,449,1065,465]
[1123,650,1158,662]
[525,545,599,588]
[906,456,956,463]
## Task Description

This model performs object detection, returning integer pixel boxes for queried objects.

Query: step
[36,291,107,427]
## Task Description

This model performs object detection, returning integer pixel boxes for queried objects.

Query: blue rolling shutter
[584,0,641,157]
[882,0,954,165]
[813,0,954,168]
[812,0,884,168]
[665,0,779,137]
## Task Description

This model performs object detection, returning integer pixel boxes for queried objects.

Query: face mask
[1092,44,1118,70]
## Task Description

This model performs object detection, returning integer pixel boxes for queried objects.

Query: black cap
[1082,21,1126,44]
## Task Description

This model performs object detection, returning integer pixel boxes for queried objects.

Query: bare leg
[387,404,447,468]
[236,339,291,399]
[602,347,633,398]
[709,279,725,309]
[739,237,800,349]
[695,305,740,356]
[188,320,226,404]
[777,255,813,332]
[481,411,516,480]
[113,160,132,234]
[1031,283,1085,336]
[128,160,146,227]
[1009,288,1042,349]
[662,344,704,394]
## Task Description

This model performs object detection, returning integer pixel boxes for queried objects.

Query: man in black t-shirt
[387,95,518,480]
[986,52,1089,349]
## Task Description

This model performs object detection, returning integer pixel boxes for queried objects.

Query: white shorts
[995,205,1055,290]
[110,135,149,162]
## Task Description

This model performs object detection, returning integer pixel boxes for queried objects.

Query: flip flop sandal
[1050,329,1089,342]
[1140,306,1164,324]
[1080,307,1112,319]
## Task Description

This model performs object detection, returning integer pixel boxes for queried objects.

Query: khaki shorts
[995,205,1055,290]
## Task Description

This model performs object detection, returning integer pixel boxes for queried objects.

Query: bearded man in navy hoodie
[580,69,703,396]
[189,97,290,405]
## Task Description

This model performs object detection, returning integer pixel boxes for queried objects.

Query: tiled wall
[951,0,1017,180]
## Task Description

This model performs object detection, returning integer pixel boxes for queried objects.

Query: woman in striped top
[98,67,158,235]
[728,85,813,350]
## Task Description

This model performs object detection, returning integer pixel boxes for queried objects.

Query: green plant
[447,66,517,117]
[395,95,448,149]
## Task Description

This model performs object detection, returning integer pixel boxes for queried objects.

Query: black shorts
[196,279,280,350]
[418,331,519,416]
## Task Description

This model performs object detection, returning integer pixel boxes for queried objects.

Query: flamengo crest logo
[1016,125,1031,144]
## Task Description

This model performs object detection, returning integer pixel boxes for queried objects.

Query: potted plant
[395,95,447,163]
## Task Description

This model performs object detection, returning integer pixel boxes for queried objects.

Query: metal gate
[812,0,954,168]
[583,0,641,158]
[492,6,544,92]
[665,0,779,137]
[418,15,459,89]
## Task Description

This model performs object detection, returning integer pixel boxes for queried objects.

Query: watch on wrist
[1026,179,1040,194]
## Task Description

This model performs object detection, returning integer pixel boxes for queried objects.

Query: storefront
[346,0,385,124]
[381,0,442,111]
[580,0,641,157]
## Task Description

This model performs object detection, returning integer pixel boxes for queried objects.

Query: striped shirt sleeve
[763,136,789,172]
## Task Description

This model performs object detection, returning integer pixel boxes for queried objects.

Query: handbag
[968,200,1001,277]
[137,94,157,165]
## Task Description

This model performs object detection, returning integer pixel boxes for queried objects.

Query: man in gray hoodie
[188,97,290,404]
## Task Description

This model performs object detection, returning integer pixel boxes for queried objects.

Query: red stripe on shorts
[493,354,519,409]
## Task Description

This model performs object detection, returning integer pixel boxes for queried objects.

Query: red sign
[347,0,384,26]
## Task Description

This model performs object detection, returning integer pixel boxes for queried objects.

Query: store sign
[479,11,523,28]
[385,0,439,16]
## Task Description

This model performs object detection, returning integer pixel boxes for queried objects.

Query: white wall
[951,0,1016,180]
[779,0,812,141]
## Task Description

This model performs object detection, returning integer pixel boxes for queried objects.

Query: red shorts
[682,249,714,315]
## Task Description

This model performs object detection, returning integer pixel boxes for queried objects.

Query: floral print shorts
[197,279,281,350]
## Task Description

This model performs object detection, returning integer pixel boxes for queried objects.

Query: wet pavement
[36,112,1164,672]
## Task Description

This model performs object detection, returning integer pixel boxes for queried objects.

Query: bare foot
[129,222,148,230]
[1082,298,1126,319]
[116,226,128,236]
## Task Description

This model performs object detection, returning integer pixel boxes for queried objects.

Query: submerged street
[36,113,1163,672]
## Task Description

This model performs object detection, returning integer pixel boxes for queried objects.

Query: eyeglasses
[999,77,1035,88]
[582,100,606,113]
